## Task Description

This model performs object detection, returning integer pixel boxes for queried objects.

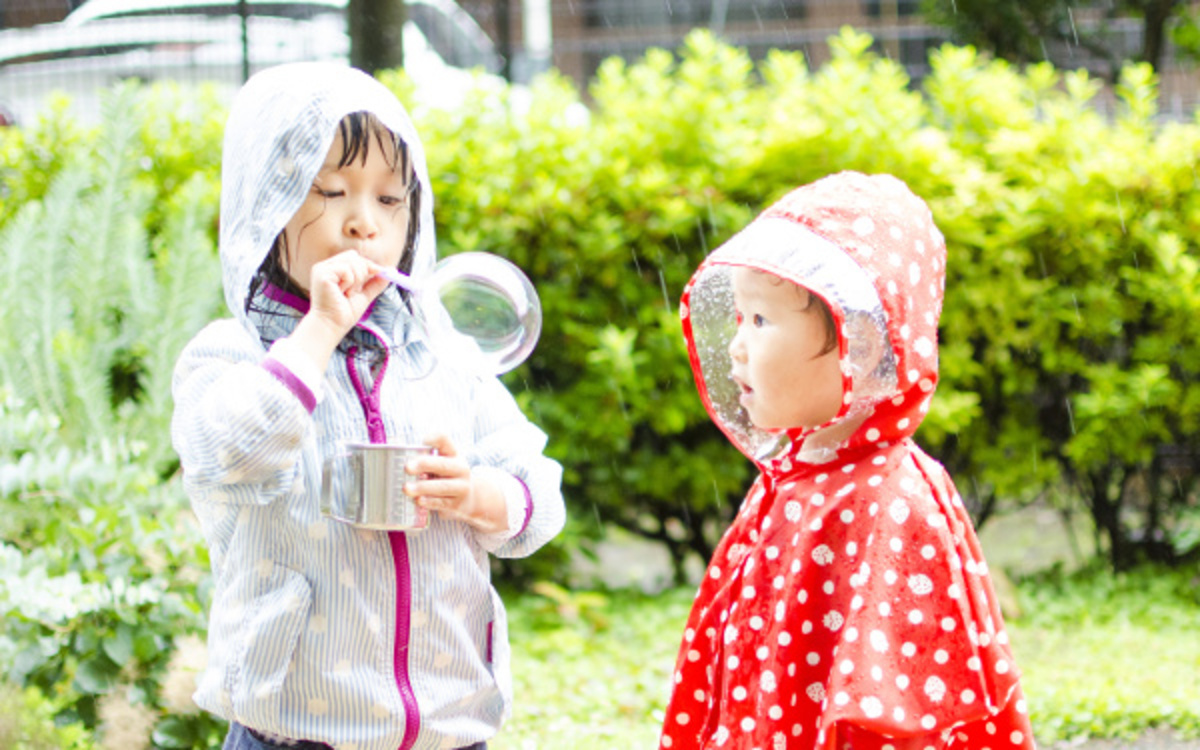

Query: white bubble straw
[377,266,423,293]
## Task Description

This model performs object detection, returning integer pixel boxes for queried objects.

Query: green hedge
[409,30,1200,574]
[2,29,1198,576]
[0,85,227,748]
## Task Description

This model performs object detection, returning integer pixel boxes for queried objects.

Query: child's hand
[404,435,509,535]
[308,250,390,335]
[288,251,390,372]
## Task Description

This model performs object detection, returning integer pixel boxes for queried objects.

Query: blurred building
[523,0,939,84]
[0,0,81,29]
[456,0,1200,117]
[3,0,1198,117]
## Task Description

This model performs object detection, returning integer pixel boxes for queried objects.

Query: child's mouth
[734,377,754,405]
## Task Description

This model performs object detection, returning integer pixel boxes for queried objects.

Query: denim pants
[224,722,487,750]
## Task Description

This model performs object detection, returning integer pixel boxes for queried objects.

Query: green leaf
[102,622,136,666]
[133,630,162,662]
[73,654,119,694]
[152,716,197,748]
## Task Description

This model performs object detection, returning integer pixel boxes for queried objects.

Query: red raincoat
[662,173,1036,750]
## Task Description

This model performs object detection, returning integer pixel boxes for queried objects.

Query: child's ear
[844,312,889,377]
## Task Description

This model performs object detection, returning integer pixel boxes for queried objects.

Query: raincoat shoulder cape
[662,173,1035,750]
[171,62,564,750]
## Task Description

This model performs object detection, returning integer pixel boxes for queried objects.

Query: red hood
[681,172,946,472]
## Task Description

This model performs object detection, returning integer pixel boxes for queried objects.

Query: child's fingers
[361,257,394,279]
[313,252,371,294]
[346,256,404,296]
[406,453,467,480]
[361,274,389,302]
[405,436,462,476]
[409,477,465,498]
[421,434,458,458]
[312,254,394,312]
[406,477,468,505]
[333,252,375,291]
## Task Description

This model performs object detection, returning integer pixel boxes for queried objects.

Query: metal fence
[1,0,1196,126]
[0,0,505,124]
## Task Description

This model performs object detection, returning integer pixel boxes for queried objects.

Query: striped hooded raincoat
[661,172,1035,750]
[171,62,564,750]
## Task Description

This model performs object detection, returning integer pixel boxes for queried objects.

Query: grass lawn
[1008,565,1200,744]
[493,567,1200,749]
[497,586,691,750]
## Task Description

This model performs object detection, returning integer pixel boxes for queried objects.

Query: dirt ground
[1052,729,1200,749]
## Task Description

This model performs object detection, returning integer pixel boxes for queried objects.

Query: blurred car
[61,0,500,71]
[0,0,500,125]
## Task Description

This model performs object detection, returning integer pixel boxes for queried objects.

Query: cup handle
[320,450,355,517]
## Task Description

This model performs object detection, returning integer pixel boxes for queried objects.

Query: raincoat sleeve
[464,375,564,557]
[171,319,311,505]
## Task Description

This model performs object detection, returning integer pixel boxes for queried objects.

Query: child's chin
[745,412,786,433]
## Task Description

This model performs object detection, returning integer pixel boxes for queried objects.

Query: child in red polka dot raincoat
[661,172,1036,750]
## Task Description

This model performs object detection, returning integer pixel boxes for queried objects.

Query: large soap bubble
[380,252,542,375]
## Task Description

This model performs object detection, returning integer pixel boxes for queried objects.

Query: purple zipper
[261,285,420,747]
[387,530,418,750]
[345,343,420,750]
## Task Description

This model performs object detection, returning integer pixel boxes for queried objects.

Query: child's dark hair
[245,111,422,314]
[765,274,838,355]
[804,289,838,356]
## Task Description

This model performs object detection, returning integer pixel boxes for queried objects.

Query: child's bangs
[336,111,412,179]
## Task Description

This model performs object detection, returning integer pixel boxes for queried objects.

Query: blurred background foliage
[0,28,1197,748]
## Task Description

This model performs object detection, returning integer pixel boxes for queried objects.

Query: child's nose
[728,330,747,362]
[344,199,379,239]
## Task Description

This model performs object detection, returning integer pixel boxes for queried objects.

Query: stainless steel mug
[321,442,434,531]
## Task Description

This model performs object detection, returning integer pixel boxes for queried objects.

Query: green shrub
[0,683,93,750]
[3,31,1195,580]
[920,53,1200,568]
[410,59,759,578]
[0,85,222,473]
[0,97,91,228]
[0,85,224,743]
[397,29,1200,576]
[0,395,226,747]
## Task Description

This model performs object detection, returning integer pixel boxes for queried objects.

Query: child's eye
[314,187,342,199]
[753,314,766,327]
[379,195,406,207]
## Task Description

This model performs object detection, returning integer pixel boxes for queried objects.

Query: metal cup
[321,442,434,531]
